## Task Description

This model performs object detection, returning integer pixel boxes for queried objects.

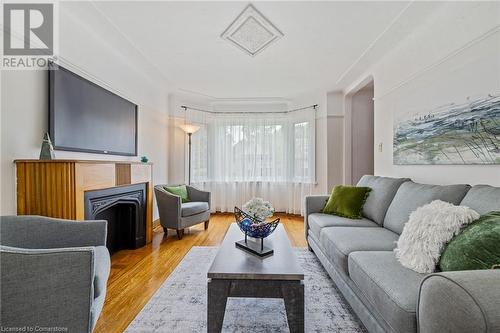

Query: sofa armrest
[154,185,182,229]
[304,195,329,239]
[187,185,211,205]
[0,245,96,332]
[417,269,500,333]
[0,215,107,249]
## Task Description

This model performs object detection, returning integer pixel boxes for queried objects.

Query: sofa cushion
[308,213,378,240]
[357,175,410,225]
[439,211,500,271]
[322,185,372,219]
[383,181,470,234]
[395,200,480,274]
[348,251,426,333]
[460,185,500,214]
[93,246,110,299]
[319,227,398,275]
[181,202,209,217]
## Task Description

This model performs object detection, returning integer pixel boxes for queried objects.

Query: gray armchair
[0,215,111,332]
[154,184,211,239]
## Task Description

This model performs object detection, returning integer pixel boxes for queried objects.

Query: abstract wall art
[394,94,500,165]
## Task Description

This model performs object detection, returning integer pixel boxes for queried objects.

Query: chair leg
[176,229,184,240]
[204,220,210,230]
[163,227,168,236]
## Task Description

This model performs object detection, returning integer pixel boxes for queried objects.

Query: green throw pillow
[164,185,189,203]
[439,211,500,271]
[322,185,371,219]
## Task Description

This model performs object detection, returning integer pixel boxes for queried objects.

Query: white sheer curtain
[187,108,315,215]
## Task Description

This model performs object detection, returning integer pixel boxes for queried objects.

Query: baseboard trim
[153,218,160,227]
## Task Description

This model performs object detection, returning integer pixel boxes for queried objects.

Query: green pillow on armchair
[164,185,189,203]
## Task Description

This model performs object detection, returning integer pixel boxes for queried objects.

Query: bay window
[187,109,315,214]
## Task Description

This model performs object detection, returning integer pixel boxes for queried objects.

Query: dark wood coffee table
[207,223,305,333]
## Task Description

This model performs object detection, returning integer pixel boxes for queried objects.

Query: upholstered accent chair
[0,215,111,332]
[154,185,211,239]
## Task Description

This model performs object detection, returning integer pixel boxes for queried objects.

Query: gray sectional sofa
[305,176,500,333]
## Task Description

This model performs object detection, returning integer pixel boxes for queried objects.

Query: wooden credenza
[15,159,154,243]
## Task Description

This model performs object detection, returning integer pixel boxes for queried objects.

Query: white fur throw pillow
[394,200,479,273]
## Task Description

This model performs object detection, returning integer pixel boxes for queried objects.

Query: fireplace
[84,183,147,254]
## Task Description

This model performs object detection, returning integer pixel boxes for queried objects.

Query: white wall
[351,86,374,184]
[326,91,345,191]
[0,3,170,217]
[347,1,500,186]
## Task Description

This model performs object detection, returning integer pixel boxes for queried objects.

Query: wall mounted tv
[49,62,138,156]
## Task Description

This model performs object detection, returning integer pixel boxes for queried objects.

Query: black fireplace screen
[84,183,146,254]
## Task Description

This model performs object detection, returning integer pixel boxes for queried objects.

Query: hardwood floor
[94,213,306,333]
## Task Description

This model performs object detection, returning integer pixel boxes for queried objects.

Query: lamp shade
[179,123,200,134]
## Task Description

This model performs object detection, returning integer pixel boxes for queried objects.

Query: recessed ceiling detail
[221,4,284,57]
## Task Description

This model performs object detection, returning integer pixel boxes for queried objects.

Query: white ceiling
[63,1,441,99]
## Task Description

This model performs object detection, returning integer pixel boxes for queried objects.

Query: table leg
[282,282,305,333]
[207,279,230,333]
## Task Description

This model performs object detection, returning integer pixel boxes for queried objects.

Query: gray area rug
[126,246,366,333]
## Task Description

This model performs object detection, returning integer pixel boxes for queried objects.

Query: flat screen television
[49,62,138,156]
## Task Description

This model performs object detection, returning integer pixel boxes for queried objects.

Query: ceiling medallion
[221,4,284,57]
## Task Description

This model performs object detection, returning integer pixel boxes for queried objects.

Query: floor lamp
[179,124,200,185]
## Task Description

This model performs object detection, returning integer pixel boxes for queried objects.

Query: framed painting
[394,94,500,165]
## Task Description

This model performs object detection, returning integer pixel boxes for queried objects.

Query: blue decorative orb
[240,218,253,230]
